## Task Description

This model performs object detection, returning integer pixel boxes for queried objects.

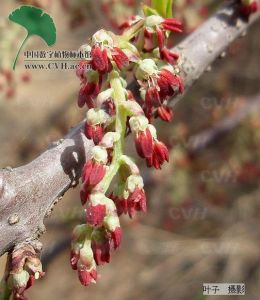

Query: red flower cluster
[130,116,169,169]
[156,18,182,64]
[5,244,44,300]
[71,192,123,285]
[76,30,132,109]
[144,68,183,121]
[80,146,107,205]
[115,188,146,218]
[121,15,182,65]
[77,68,101,108]
[91,46,129,74]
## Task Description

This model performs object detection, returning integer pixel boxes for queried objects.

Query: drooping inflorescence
[1,244,44,300]
[71,3,184,286]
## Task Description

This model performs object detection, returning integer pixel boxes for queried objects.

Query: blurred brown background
[0,1,259,299]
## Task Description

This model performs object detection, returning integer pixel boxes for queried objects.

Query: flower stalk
[97,71,128,193]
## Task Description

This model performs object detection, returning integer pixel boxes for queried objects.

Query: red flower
[161,18,182,33]
[91,230,111,265]
[157,106,173,122]
[160,48,179,64]
[86,204,106,227]
[156,27,165,50]
[109,227,122,249]
[143,17,182,53]
[143,28,156,52]
[127,188,147,218]
[25,276,35,291]
[135,128,153,159]
[102,99,116,115]
[111,47,129,70]
[114,197,128,216]
[147,141,169,169]
[80,185,91,205]
[91,45,129,74]
[110,193,127,216]
[78,269,97,286]
[158,69,184,99]
[145,86,161,108]
[13,275,36,300]
[84,123,104,145]
[78,80,101,108]
[91,47,111,74]
[143,86,161,120]
[82,160,106,187]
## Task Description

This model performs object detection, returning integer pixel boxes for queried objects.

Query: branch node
[8,214,20,225]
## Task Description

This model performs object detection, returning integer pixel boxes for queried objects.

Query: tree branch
[188,93,260,152]
[0,3,259,256]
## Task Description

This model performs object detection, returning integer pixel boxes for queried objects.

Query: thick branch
[0,3,259,256]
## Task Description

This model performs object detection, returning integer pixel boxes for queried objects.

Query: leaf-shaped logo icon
[9,5,57,70]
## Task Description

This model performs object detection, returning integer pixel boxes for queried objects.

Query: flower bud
[92,29,113,46]
[136,59,158,80]
[122,101,143,116]
[97,88,114,106]
[11,270,29,289]
[84,123,104,145]
[147,140,169,169]
[147,124,157,139]
[92,146,108,164]
[91,229,111,265]
[77,239,97,286]
[125,175,144,193]
[86,108,109,125]
[129,115,149,133]
[79,240,95,266]
[89,192,117,215]
[103,215,120,232]
[100,132,120,148]
[157,106,173,122]
[25,256,43,276]
[145,15,164,27]
[110,227,122,249]
[118,174,147,218]
[86,204,106,227]
[111,47,129,70]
